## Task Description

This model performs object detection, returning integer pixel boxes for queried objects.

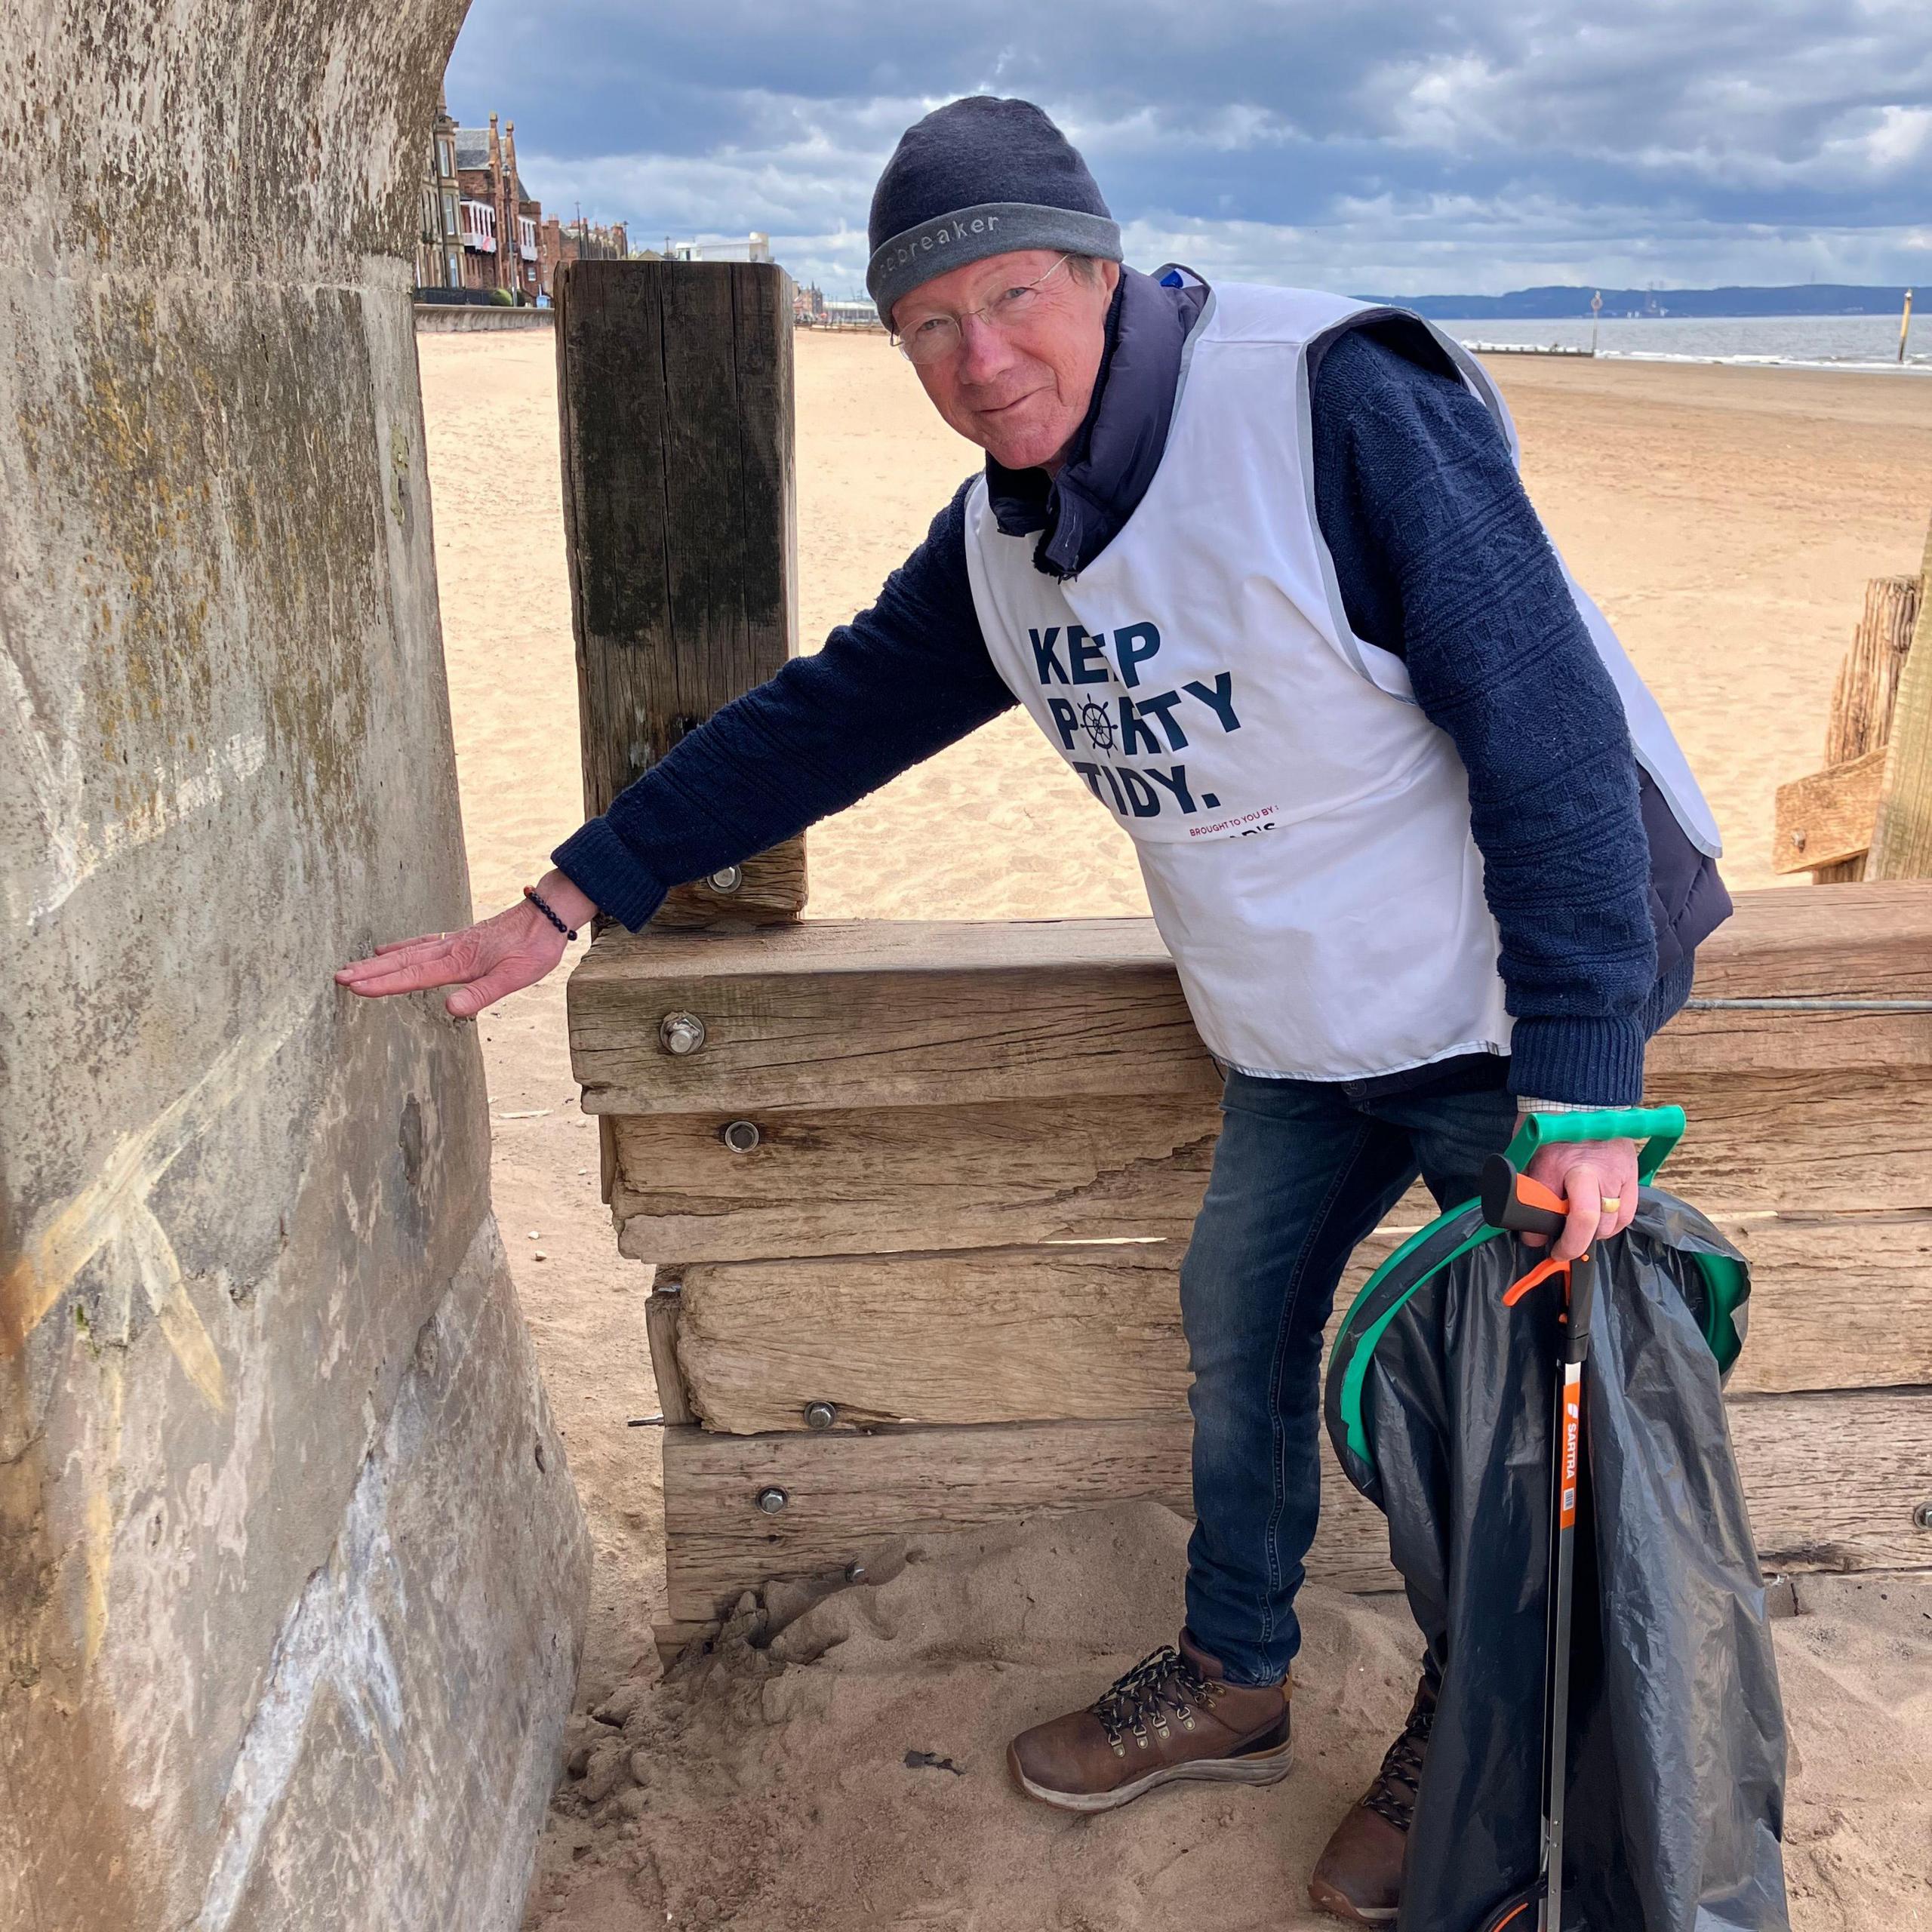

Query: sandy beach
[413,325,1932,1931]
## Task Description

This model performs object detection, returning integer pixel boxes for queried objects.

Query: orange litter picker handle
[1481,1156,1567,1240]
[1481,1156,1575,1308]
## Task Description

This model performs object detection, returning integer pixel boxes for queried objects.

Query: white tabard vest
[961,279,1721,1082]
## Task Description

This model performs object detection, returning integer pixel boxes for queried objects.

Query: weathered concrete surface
[415,303,555,331]
[0,6,591,1929]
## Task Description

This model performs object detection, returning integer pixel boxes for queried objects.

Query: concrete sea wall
[415,302,555,330]
[0,5,590,1927]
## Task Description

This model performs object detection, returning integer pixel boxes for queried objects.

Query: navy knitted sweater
[553,269,1729,1106]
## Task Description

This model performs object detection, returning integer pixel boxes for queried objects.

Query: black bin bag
[1324,1177,1791,1931]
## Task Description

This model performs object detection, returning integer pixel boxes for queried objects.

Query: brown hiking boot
[1307,1673,1436,1925]
[1006,1633,1292,1814]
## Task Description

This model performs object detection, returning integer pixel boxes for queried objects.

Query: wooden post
[553,260,805,928]
[1868,515,1932,880]
[1802,573,1921,881]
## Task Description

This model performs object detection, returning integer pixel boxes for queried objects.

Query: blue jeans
[1180,1070,1520,1686]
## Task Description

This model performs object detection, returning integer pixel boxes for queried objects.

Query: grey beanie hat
[866,96,1122,326]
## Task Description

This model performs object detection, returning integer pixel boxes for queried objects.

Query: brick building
[451,112,543,301]
[414,88,464,292]
[419,94,635,303]
[537,216,634,299]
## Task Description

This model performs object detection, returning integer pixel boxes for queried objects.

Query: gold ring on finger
[1601,1195,1622,1211]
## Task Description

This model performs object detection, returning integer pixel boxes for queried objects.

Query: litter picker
[1472,1150,1605,1932]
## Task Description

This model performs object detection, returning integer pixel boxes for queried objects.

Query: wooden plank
[1648,881,1932,1073]
[569,917,1219,1115]
[604,1064,1932,1263]
[1727,1389,1932,1574]
[660,1417,1401,1627]
[553,259,804,928]
[678,1242,1196,1432]
[1868,516,1932,881]
[648,844,808,932]
[1641,1066,1932,1214]
[675,1212,1932,1434]
[568,886,1932,1114]
[1773,749,1887,874]
[645,1288,695,1426]
[1641,880,1932,995]
[608,1094,1221,1261]
[659,1389,1932,1625]
[1724,1213,1932,1396]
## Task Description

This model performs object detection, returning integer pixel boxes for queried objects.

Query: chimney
[486,114,508,291]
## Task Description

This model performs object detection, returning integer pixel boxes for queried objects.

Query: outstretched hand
[334,871,598,1020]
[1518,1123,1640,1263]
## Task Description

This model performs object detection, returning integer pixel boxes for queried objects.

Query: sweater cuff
[1506,1014,1647,1109]
[551,818,669,933]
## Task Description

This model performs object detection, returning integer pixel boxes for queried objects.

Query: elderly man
[340,96,1727,1923]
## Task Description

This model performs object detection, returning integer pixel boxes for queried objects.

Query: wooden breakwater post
[556,289,1932,1660]
[1775,512,1932,881]
[553,258,804,928]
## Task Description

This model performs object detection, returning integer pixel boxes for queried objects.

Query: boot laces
[1363,1681,1436,1831]
[1091,1647,1220,1750]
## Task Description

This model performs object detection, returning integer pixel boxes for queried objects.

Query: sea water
[1435,312,1930,373]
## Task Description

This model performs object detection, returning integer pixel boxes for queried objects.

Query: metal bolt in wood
[804,1401,838,1431]
[755,1486,789,1515]
[721,1120,761,1152]
[706,866,744,894]
[1914,1502,1932,1531]
[659,1011,707,1056]
[844,1562,866,1584]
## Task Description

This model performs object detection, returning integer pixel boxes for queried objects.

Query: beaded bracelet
[523,885,579,942]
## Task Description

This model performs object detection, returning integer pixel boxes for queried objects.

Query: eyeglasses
[891,255,1075,366]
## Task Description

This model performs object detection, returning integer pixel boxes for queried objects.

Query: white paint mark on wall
[2,638,269,927]
[2,639,85,921]
[192,1438,409,1932]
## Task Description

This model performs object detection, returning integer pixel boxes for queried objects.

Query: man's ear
[1100,260,1123,297]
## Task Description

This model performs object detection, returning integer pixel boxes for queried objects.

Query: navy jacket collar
[985,264,1208,580]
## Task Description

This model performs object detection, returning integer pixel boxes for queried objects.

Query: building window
[447,251,462,288]
[518,216,538,261]
[443,192,457,238]
[437,138,454,178]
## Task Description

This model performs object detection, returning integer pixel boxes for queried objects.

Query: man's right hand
[334,869,598,1019]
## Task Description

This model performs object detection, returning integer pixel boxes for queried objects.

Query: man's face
[894,249,1120,473]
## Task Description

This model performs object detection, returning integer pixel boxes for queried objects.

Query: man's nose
[955,312,1017,386]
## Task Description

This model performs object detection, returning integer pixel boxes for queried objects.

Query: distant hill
[1355,285,1912,321]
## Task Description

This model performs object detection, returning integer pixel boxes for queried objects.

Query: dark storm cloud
[445,0,1932,293]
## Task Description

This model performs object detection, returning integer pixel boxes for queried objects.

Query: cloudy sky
[446,1,1931,298]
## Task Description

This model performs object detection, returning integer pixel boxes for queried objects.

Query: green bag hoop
[1325,1106,1695,1484]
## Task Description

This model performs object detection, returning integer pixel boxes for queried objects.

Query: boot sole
[1306,1876,1397,1927]
[1006,1737,1294,1814]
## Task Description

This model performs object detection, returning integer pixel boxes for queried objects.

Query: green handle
[1503,1104,1686,1183]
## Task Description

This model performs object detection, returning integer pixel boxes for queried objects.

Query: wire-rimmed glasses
[891,254,1075,365]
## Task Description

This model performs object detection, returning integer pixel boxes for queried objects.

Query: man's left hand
[1517,1121,1639,1262]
